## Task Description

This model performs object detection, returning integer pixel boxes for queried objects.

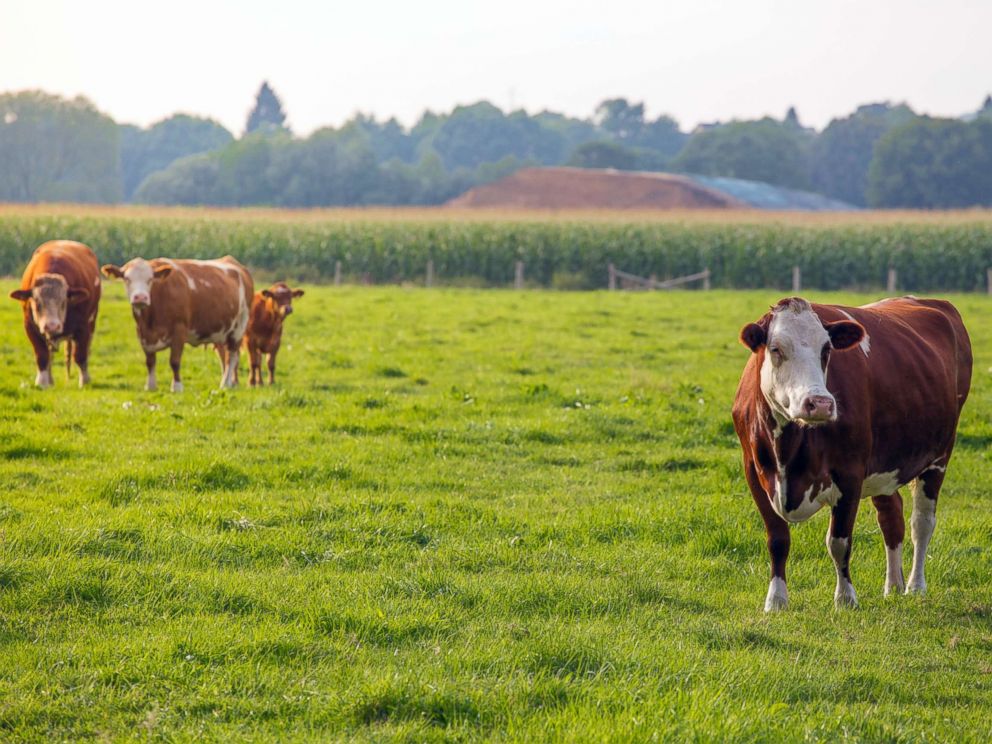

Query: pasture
[1,283,991,741]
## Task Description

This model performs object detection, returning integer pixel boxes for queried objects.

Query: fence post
[515,260,524,290]
[608,263,617,291]
[334,260,342,287]
[426,259,435,288]
[887,267,897,294]
[987,268,991,295]
[792,266,801,293]
[703,268,711,291]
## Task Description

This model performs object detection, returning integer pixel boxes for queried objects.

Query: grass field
[2,283,992,741]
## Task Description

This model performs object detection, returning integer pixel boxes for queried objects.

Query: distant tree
[784,106,801,129]
[977,94,992,120]
[671,118,810,189]
[593,98,687,158]
[245,82,288,135]
[867,117,992,207]
[566,141,640,170]
[0,91,121,202]
[121,114,232,199]
[133,153,221,205]
[810,102,915,206]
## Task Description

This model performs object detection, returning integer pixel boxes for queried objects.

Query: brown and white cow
[732,297,971,611]
[9,240,101,388]
[101,256,253,391]
[244,282,303,385]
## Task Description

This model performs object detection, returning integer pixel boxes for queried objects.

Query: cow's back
[161,257,252,346]
[22,240,100,293]
[814,297,971,477]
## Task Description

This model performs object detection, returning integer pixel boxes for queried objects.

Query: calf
[9,240,101,388]
[101,256,253,391]
[732,297,971,610]
[244,282,303,385]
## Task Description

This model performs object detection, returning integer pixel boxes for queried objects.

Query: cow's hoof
[834,589,859,609]
[764,578,788,612]
[884,581,905,597]
[171,381,184,393]
[905,582,926,596]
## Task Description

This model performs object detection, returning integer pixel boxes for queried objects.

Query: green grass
[1,284,991,742]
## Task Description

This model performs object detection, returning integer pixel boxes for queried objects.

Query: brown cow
[9,240,101,388]
[101,256,253,391]
[244,282,304,385]
[733,297,971,611]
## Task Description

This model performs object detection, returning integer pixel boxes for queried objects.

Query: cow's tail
[65,339,73,379]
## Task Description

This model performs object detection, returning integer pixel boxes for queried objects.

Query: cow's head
[740,298,864,425]
[102,259,172,310]
[261,282,303,319]
[9,273,89,339]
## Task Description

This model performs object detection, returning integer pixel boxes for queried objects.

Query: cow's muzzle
[799,395,835,423]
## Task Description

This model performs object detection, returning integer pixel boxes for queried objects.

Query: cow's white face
[102,259,171,310]
[9,273,88,339]
[741,299,864,425]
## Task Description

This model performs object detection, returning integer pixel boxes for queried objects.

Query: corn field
[3,206,992,290]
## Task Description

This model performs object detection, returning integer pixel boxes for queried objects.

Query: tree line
[1,85,991,209]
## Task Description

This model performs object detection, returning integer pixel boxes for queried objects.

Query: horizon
[2,0,990,136]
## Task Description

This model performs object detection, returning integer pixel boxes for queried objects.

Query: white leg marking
[906,479,935,595]
[884,542,905,596]
[36,366,53,388]
[146,368,157,392]
[827,533,858,608]
[171,379,184,393]
[765,577,789,612]
[78,364,90,388]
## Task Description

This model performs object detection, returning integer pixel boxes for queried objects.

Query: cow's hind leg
[267,351,276,385]
[219,337,239,389]
[907,469,944,595]
[872,493,905,596]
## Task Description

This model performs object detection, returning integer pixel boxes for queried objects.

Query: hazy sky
[2,0,990,135]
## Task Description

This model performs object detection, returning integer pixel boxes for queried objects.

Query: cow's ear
[153,265,172,280]
[740,322,767,352]
[826,320,865,351]
[291,289,304,298]
[261,290,274,299]
[101,264,123,279]
[9,288,32,301]
[67,288,90,305]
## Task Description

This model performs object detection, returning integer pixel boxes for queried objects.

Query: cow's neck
[756,390,814,472]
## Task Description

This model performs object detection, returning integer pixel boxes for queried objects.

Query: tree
[867,117,992,208]
[0,91,121,202]
[810,102,915,206]
[245,82,288,135]
[133,153,221,205]
[566,141,640,170]
[671,118,811,189]
[784,106,801,129]
[121,114,232,199]
[593,98,687,158]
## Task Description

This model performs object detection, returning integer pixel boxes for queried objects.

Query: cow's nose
[131,294,149,306]
[44,322,62,335]
[801,395,835,420]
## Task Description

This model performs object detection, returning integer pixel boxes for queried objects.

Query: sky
[1,0,990,136]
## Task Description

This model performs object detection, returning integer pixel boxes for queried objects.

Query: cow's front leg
[26,321,52,388]
[827,483,862,609]
[872,493,905,596]
[221,341,240,389]
[267,351,277,385]
[144,350,157,391]
[745,463,790,611]
[169,330,186,393]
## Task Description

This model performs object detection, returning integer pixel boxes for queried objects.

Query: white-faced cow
[101,256,253,391]
[244,282,304,385]
[732,297,971,611]
[9,240,101,388]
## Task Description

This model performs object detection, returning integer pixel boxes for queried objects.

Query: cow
[101,256,253,392]
[243,282,304,385]
[9,240,101,388]
[732,297,971,611]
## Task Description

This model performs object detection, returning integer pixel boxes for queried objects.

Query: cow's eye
[768,345,784,365]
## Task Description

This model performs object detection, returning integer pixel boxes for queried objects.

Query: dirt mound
[446,167,746,210]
